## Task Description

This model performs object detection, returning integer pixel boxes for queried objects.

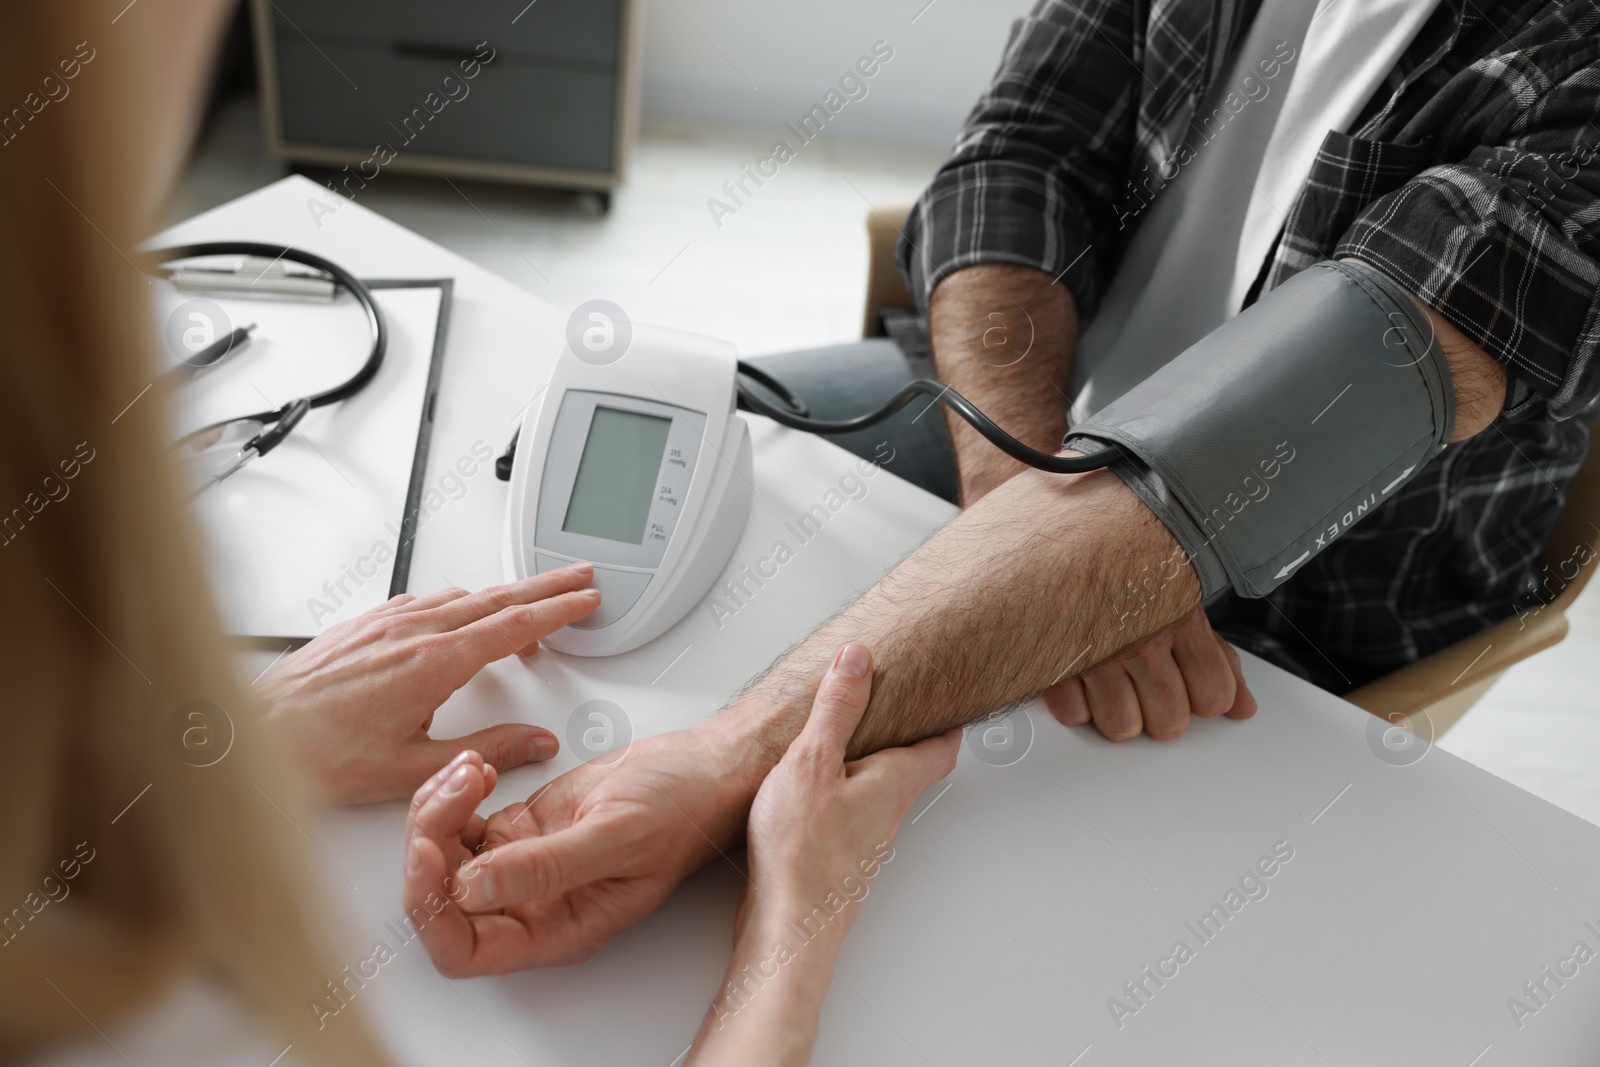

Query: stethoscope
[153,242,386,494]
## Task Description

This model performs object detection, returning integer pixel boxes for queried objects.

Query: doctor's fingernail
[570,561,594,575]
[405,839,423,877]
[442,764,471,795]
[833,643,871,678]
[528,734,558,761]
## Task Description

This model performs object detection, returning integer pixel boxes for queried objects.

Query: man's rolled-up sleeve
[1333,46,1600,422]
[896,0,1142,318]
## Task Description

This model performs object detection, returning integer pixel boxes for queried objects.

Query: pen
[170,322,256,379]
[170,260,337,301]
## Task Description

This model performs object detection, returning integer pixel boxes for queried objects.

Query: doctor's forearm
[927,264,1077,505]
[723,464,1199,764]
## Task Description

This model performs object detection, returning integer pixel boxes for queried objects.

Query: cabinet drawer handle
[392,41,488,64]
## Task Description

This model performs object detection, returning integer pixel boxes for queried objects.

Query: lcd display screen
[562,406,672,544]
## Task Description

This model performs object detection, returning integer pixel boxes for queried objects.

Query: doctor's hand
[736,644,958,940]
[258,564,600,805]
[1041,604,1256,741]
[685,645,958,1066]
[402,715,762,975]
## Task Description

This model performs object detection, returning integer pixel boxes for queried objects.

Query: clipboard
[175,277,455,640]
[370,279,453,604]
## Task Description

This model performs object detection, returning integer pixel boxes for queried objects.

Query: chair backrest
[861,201,915,338]
[1346,421,1598,726]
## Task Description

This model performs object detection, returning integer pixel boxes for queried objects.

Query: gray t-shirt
[1071,0,1442,420]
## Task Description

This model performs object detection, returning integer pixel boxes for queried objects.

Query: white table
[105,177,1600,1066]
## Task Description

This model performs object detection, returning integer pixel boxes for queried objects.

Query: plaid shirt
[898,0,1598,692]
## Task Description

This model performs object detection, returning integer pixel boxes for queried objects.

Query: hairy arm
[717,268,1508,770]
[1396,276,1507,443]
[724,461,1198,765]
[928,264,1077,505]
[408,264,1519,980]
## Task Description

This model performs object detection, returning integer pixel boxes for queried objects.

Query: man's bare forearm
[713,265,1510,780]
[726,465,1200,764]
[928,265,1078,505]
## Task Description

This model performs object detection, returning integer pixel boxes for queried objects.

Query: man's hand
[402,716,765,975]
[403,455,1204,975]
[1041,605,1255,740]
[927,264,1077,505]
[259,564,600,805]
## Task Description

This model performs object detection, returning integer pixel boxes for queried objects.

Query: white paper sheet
[161,283,444,637]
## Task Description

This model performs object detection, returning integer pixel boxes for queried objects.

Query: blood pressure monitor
[503,325,753,655]
[504,262,1444,654]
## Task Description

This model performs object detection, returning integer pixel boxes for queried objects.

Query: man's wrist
[696,696,800,806]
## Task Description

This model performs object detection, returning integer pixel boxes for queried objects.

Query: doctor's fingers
[847,728,961,811]
[367,593,419,617]
[791,643,875,768]
[432,587,602,671]
[402,724,559,793]
[416,564,597,631]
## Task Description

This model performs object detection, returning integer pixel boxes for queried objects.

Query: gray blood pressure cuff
[1065,260,1455,599]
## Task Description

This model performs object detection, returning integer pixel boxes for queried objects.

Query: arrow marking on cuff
[1275,550,1311,580]
[1381,466,1415,495]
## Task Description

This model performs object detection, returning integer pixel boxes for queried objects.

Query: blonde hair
[0,3,388,1063]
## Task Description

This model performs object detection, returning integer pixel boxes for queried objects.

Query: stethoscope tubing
[154,242,386,444]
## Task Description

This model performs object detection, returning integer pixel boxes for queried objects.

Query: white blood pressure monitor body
[503,325,753,655]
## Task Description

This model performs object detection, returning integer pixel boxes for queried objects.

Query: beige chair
[860,201,1600,739]
[1346,467,1599,739]
[862,201,919,338]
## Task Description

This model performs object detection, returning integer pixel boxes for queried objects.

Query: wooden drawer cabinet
[250,0,642,194]
[265,0,623,66]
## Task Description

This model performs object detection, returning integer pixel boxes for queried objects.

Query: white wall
[639,0,1036,148]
